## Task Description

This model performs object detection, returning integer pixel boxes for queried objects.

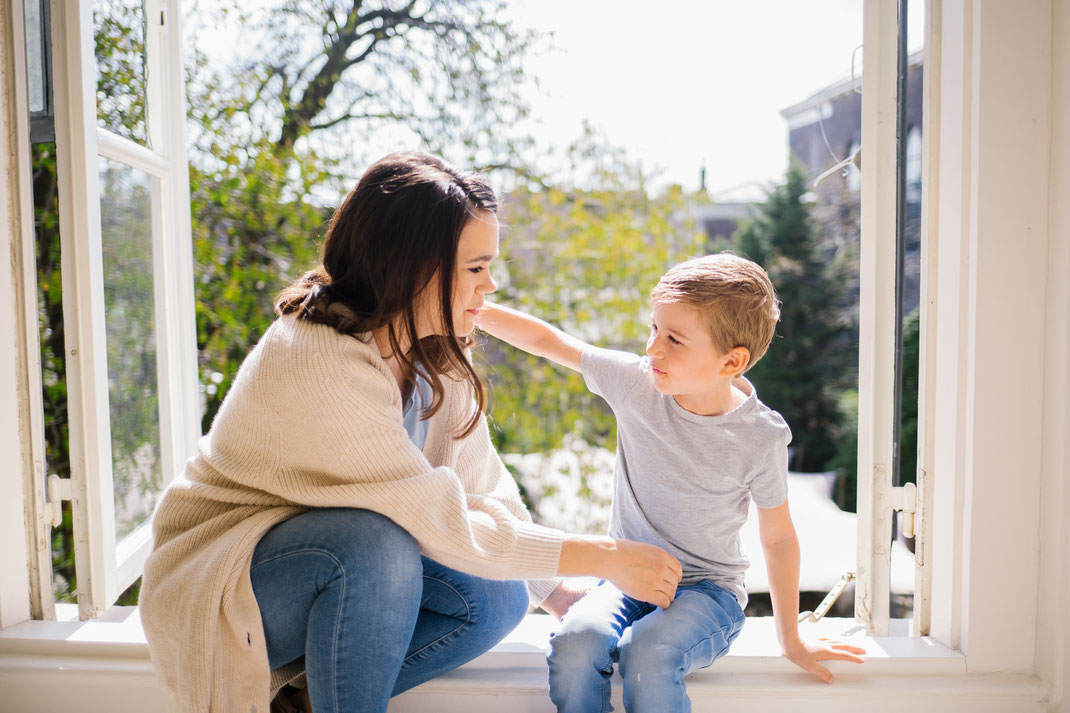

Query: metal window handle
[799,571,856,623]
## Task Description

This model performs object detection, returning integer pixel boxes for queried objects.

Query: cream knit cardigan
[140,315,564,713]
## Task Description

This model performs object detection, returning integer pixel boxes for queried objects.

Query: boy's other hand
[541,580,592,620]
[782,637,866,683]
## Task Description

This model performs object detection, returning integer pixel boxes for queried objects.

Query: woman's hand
[540,580,592,620]
[605,538,682,608]
[556,534,681,609]
[781,637,866,683]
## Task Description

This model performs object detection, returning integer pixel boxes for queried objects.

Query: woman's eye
[468,267,484,274]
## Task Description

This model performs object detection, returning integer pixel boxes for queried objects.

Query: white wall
[1036,0,1070,710]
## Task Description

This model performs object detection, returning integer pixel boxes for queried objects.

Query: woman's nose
[483,272,497,294]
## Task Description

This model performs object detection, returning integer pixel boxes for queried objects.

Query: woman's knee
[263,508,422,589]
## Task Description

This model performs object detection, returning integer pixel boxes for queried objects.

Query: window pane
[99,156,162,540]
[94,0,148,145]
[24,0,45,112]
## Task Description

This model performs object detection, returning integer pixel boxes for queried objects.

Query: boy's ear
[720,347,750,377]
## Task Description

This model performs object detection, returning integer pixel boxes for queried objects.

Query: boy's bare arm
[758,500,866,683]
[476,303,587,372]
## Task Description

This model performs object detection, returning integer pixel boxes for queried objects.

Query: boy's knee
[618,640,687,678]
[548,627,615,670]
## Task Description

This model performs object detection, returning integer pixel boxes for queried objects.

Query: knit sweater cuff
[509,522,565,580]
[527,577,563,606]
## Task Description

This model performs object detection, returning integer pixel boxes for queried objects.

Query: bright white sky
[190,0,925,196]
[501,0,917,195]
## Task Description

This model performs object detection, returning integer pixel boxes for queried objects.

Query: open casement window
[48,0,198,620]
[855,0,936,637]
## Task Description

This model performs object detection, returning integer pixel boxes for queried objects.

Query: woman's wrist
[557,533,618,579]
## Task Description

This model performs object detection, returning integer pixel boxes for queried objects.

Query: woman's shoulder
[252,315,392,392]
[261,314,377,359]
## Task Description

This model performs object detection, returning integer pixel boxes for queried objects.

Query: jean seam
[250,547,343,573]
[328,558,346,713]
[251,548,346,713]
[403,573,472,662]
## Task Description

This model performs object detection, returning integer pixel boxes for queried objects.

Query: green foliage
[733,163,855,472]
[483,136,707,458]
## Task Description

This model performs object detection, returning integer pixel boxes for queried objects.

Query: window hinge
[890,481,918,538]
[800,571,856,623]
[46,474,72,527]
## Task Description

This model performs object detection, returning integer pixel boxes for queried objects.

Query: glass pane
[24,0,45,112]
[94,0,148,145]
[98,156,162,540]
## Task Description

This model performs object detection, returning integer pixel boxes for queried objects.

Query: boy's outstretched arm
[758,500,866,683]
[476,303,589,372]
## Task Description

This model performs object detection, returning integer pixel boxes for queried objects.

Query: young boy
[478,254,864,713]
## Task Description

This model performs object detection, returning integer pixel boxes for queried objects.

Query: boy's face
[645,301,742,398]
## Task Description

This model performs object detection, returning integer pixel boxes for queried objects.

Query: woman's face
[416,210,499,338]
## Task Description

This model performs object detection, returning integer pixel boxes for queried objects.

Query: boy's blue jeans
[548,579,745,713]
[250,508,529,713]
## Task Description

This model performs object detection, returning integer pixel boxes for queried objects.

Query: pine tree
[733,163,854,472]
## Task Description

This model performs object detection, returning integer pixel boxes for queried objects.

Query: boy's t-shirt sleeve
[748,427,792,508]
[581,346,645,408]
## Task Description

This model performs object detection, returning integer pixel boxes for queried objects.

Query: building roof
[780,49,924,124]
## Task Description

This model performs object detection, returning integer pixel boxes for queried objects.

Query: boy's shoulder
[746,392,793,447]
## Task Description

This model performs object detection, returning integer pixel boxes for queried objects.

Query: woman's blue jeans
[250,508,530,713]
[547,579,745,713]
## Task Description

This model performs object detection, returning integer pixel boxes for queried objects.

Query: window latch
[46,474,71,527]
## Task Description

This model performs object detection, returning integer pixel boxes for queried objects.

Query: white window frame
[1,0,53,628]
[2,5,1067,710]
[49,0,198,619]
[855,0,935,637]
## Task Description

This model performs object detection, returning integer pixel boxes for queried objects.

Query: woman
[139,152,681,713]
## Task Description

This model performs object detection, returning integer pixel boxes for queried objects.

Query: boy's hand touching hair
[782,636,866,683]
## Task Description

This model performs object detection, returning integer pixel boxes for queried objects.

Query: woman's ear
[720,347,751,378]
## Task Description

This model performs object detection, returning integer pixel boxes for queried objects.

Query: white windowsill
[0,609,1047,713]
[0,606,955,670]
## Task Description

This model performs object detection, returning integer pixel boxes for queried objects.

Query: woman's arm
[559,533,681,609]
[477,303,587,372]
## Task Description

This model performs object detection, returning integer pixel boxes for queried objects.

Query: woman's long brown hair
[275,152,497,437]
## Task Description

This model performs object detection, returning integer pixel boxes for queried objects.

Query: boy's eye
[667,335,681,345]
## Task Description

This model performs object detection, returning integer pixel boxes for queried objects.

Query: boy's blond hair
[650,253,780,373]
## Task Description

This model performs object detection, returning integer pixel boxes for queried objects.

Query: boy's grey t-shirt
[581,346,791,607]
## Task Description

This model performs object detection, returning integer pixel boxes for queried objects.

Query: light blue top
[401,370,433,450]
[581,346,791,607]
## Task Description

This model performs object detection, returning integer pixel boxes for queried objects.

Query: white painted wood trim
[911,0,942,639]
[0,614,1048,713]
[0,0,50,627]
[927,0,1050,673]
[49,0,198,614]
[1035,1,1070,706]
[50,0,118,620]
[855,0,901,636]
[96,127,171,177]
